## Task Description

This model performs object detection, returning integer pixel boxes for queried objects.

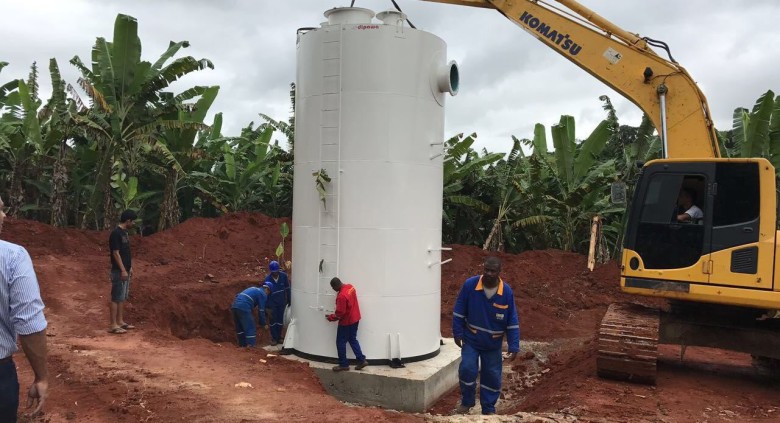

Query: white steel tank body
[287,7,458,363]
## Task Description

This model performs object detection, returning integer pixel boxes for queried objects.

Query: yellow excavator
[423,0,780,383]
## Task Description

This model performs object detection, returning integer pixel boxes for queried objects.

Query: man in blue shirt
[231,283,271,347]
[452,256,519,415]
[0,195,49,421]
[263,261,290,346]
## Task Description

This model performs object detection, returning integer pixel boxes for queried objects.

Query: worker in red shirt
[326,277,369,371]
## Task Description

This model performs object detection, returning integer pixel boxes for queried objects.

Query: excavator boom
[421,0,721,158]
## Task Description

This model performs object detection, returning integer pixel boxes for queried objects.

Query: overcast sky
[2,0,779,152]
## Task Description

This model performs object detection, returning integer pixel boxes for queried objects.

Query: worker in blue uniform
[231,283,271,347]
[452,256,519,415]
[264,260,290,346]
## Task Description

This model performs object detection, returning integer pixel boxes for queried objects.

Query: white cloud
[2,0,778,153]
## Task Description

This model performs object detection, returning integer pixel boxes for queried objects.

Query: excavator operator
[676,187,703,223]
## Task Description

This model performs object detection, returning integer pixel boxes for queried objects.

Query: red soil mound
[440,245,626,341]
[7,213,776,422]
[3,213,291,343]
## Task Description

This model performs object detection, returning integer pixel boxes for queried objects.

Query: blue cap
[269,261,280,272]
[263,281,274,291]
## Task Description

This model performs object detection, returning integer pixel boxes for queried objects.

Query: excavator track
[597,303,660,384]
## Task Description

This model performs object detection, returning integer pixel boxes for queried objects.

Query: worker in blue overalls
[452,256,520,415]
[264,260,290,346]
[231,283,271,347]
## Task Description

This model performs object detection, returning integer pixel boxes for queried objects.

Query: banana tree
[723,90,780,227]
[194,125,285,213]
[483,137,527,251]
[770,95,780,173]
[443,133,503,239]
[43,58,84,226]
[508,129,555,250]
[259,82,296,151]
[442,133,490,245]
[70,14,214,228]
[154,85,219,230]
[111,174,156,213]
[0,62,20,194]
[726,90,780,183]
[506,97,623,253]
[1,66,49,217]
[731,90,776,160]
[544,114,620,252]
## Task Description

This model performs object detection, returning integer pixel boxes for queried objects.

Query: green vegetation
[1,14,778,258]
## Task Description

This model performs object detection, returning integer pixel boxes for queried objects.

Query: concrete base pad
[270,339,461,412]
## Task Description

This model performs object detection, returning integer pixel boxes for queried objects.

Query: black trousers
[0,358,19,423]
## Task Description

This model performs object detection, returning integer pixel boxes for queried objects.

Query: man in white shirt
[0,195,48,421]
[677,188,704,222]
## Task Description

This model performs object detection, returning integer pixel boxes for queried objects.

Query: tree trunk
[90,141,115,230]
[158,169,180,231]
[483,217,502,251]
[8,165,25,218]
[102,178,116,230]
[50,140,69,227]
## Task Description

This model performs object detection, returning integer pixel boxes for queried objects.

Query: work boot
[454,404,471,414]
[355,360,369,370]
[270,340,278,346]
[332,365,350,372]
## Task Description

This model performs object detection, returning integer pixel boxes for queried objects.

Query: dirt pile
[4,213,291,344]
[5,213,779,422]
[439,246,628,340]
[135,212,289,270]
[2,218,106,256]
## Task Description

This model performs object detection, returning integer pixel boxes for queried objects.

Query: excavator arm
[422,0,720,158]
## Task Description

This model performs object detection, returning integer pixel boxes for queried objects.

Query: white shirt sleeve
[685,205,704,220]
[9,246,47,336]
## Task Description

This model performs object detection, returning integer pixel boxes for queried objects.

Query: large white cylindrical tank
[287,7,458,362]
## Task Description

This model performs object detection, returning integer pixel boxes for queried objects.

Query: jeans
[459,342,502,414]
[110,270,130,303]
[0,358,19,423]
[336,322,366,368]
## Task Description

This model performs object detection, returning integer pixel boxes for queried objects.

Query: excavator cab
[621,158,777,303]
[598,159,780,384]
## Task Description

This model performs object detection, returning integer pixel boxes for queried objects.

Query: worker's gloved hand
[326,314,338,322]
[503,352,518,361]
[454,338,463,348]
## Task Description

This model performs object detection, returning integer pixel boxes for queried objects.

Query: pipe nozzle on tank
[376,10,406,26]
[436,61,459,96]
[324,7,374,25]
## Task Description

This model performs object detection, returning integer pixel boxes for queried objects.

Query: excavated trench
[133,278,262,343]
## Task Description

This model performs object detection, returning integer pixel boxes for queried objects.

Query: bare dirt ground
[5,213,780,422]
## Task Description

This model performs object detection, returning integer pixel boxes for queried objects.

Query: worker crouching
[231,283,272,347]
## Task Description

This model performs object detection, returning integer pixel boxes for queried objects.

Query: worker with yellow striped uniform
[452,256,520,415]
